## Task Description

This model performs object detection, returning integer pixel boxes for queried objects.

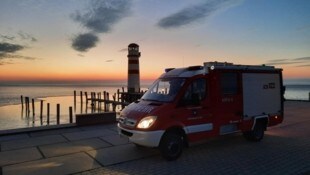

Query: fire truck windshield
[142,78,185,102]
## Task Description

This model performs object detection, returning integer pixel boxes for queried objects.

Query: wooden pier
[78,88,144,112]
[20,87,145,127]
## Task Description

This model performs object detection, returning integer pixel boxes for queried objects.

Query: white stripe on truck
[185,123,213,134]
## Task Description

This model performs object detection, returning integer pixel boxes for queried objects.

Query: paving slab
[39,138,112,158]
[30,127,83,137]
[100,135,130,146]
[0,147,42,166]
[62,129,116,141]
[87,144,158,166]
[2,152,101,175]
[1,135,67,151]
[102,123,119,132]
[0,134,29,143]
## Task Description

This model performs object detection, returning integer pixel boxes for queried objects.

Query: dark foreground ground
[0,101,309,175]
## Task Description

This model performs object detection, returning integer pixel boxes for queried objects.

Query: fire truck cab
[118,62,284,160]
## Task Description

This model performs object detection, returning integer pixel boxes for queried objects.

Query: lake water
[0,79,309,131]
[0,81,151,131]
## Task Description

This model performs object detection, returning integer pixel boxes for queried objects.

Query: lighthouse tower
[127,43,141,93]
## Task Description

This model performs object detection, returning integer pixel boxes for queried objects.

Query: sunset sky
[0,0,309,82]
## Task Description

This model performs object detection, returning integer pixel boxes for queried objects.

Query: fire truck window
[221,73,238,95]
[181,78,206,105]
[142,78,185,102]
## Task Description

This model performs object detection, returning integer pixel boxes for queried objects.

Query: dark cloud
[0,53,37,60]
[105,59,113,62]
[265,57,310,67]
[0,61,14,65]
[0,42,39,65]
[0,35,15,41]
[72,0,131,33]
[72,33,99,52]
[0,42,24,53]
[1,32,37,43]
[0,32,39,65]
[157,0,243,29]
[71,0,132,52]
[18,32,37,42]
[0,52,39,65]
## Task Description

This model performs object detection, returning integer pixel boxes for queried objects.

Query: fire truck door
[176,78,213,141]
[218,72,242,135]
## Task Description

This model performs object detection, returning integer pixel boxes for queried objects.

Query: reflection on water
[0,96,123,131]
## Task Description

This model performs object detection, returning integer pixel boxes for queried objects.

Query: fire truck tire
[159,132,183,161]
[243,121,265,142]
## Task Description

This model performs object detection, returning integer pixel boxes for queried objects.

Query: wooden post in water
[24,96,27,113]
[31,99,35,116]
[40,100,43,123]
[32,98,35,119]
[117,89,120,102]
[85,92,88,104]
[74,90,76,108]
[80,91,83,105]
[21,95,24,108]
[69,106,73,123]
[113,93,116,111]
[107,92,110,111]
[103,91,107,111]
[97,92,101,110]
[27,97,30,115]
[25,97,30,117]
[47,103,50,125]
[57,104,60,125]
[90,92,94,112]
[25,97,29,116]
[91,92,94,106]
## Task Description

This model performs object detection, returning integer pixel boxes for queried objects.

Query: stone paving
[0,101,309,175]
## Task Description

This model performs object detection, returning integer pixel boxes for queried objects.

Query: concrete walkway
[0,101,309,175]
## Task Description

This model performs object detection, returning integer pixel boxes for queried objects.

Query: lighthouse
[127,43,141,93]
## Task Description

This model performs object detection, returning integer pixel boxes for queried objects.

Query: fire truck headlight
[137,116,157,129]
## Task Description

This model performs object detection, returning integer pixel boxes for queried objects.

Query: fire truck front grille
[119,117,137,127]
[121,129,133,137]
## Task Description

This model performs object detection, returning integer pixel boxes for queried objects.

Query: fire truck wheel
[243,122,265,142]
[159,132,183,161]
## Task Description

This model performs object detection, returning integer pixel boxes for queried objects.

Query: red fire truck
[118,62,284,160]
